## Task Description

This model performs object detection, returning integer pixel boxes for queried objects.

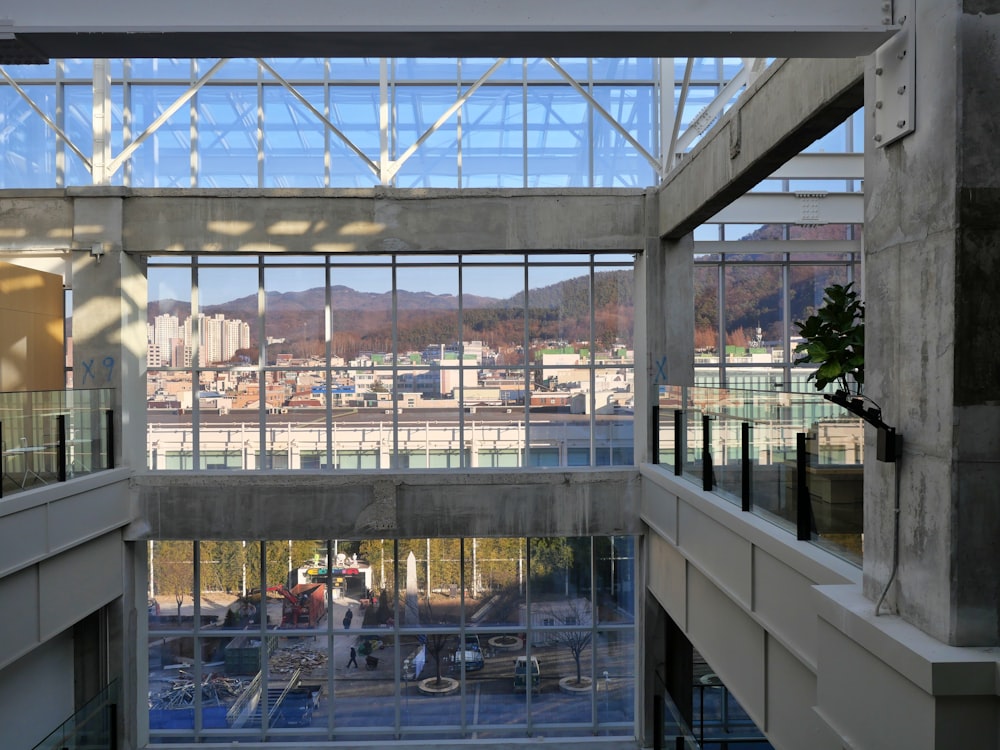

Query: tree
[794,282,865,394]
[544,597,593,686]
[420,598,455,687]
[154,540,193,623]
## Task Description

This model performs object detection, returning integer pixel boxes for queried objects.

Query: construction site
[145,580,635,738]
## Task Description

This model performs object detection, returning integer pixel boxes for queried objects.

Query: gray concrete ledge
[134,467,641,540]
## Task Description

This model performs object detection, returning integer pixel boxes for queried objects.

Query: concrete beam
[1,1,898,61]
[112,189,649,255]
[658,57,865,239]
[0,189,649,255]
[132,468,641,540]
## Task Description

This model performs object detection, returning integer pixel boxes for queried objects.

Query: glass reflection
[147,536,634,741]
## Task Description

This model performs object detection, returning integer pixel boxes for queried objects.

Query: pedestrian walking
[343,614,351,630]
[346,646,358,668]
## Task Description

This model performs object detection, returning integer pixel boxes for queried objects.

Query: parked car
[452,646,485,672]
[513,656,540,693]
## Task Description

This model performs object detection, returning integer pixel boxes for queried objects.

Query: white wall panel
[0,567,41,668]
[47,481,130,550]
[0,630,74,750]
[765,634,840,750]
[38,533,122,643]
[678,499,753,608]
[815,617,934,750]
[752,546,821,670]
[646,531,687,628]
[686,565,766,726]
[0,504,46,577]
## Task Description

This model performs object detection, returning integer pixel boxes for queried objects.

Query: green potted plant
[793,282,865,395]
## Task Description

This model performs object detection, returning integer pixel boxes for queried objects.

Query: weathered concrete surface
[133,468,641,540]
[70,197,148,471]
[0,188,649,256]
[634,194,694,464]
[113,189,648,255]
[657,57,864,239]
[634,225,694,464]
[0,194,74,250]
[864,0,1000,646]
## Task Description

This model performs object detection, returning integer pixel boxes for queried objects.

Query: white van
[513,656,540,693]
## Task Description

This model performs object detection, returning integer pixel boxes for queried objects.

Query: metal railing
[655,385,864,566]
[32,679,118,750]
[0,389,114,499]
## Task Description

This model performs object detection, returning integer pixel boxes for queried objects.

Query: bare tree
[421,598,453,686]
[544,597,593,685]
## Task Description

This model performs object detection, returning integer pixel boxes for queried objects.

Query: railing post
[653,694,663,750]
[651,404,660,465]
[741,421,751,512]
[109,701,118,750]
[105,409,115,470]
[56,414,67,482]
[673,409,683,476]
[0,420,4,498]
[796,432,812,540]
[702,415,713,492]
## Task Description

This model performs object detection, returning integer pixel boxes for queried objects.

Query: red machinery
[268,583,327,628]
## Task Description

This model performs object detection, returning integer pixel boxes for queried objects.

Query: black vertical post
[796,432,811,540]
[653,695,663,750]
[56,414,67,482]
[105,409,115,470]
[673,409,683,476]
[109,702,118,750]
[702,415,712,492]
[0,421,4,498]
[652,404,660,465]
[741,421,751,512]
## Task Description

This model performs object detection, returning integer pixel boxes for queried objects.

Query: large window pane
[461,85,525,188]
[130,85,192,187]
[525,86,588,187]
[329,86,380,187]
[593,85,656,188]
[694,263,720,361]
[393,87,460,188]
[0,85,57,188]
[64,84,96,186]
[262,84,327,187]
[197,87,259,187]
[724,264,783,364]
[196,266,258,366]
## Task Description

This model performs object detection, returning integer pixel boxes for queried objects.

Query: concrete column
[864,2,1000,646]
[71,194,148,473]
[634,190,694,464]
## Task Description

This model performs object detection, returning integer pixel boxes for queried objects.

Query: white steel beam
[658,57,865,238]
[0,1,899,61]
[695,239,862,256]
[768,153,863,180]
[706,192,863,225]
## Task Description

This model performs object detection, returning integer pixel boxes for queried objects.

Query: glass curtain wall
[692,103,865,389]
[147,535,635,743]
[146,253,635,471]
[0,57,672,189]
[0,57,867,452]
